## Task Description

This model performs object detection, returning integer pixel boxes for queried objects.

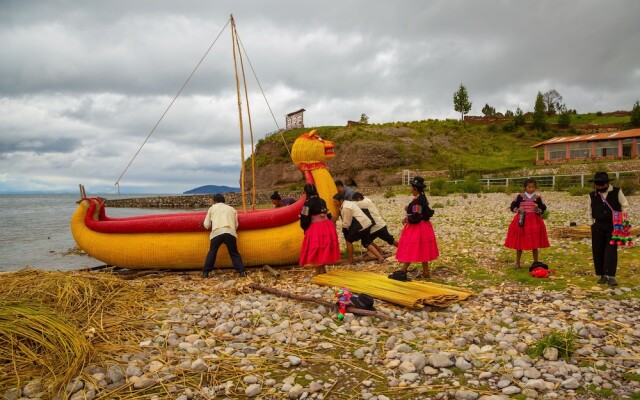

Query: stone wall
[104,187,387,209]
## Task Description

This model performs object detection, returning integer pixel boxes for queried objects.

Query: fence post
[581,175,584,187]
[552,176,556,189]
[506,178,509,187]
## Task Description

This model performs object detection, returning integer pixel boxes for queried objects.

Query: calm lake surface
[0,194,194,272]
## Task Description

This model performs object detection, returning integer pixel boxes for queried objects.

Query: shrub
[618,177,639,196]
[566,186,593,196]
[431,202,444,208]
[502,122,516,132]
[429,179,453,196]
[460,175,482,194]
[383,190,396,198]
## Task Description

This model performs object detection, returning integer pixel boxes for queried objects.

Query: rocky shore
[6,192,640,400]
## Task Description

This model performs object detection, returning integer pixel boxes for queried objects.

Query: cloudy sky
[1,1,639,194]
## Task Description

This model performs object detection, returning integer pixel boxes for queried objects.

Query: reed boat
[71,130,338,270]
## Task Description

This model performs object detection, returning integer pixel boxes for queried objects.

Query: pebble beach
[3,191,640,400]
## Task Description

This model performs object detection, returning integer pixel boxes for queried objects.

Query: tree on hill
[532,92,547,131]
[557,104,572,128]
[505,110,514,117]
[360,113,369,124]
[453,84,472,121]
[631,100,640,128]
[481,103,496,117]
[542,89,563,115]
[513,107,525,128]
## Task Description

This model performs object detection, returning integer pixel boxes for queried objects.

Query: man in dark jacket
[588,172,629,287]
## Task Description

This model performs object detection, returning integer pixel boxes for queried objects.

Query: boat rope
[236,34,290,156]
[113,19,231,188]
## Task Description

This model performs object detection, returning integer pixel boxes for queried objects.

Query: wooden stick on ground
[248,283,394,320]
[263,265,281,280]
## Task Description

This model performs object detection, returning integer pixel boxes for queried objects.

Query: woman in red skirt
[504,178,550,269]
[299,183,341,275]
[394,176,439,278]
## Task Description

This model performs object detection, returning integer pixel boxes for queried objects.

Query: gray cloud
[1,0,639,193]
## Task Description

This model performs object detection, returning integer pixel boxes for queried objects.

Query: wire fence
[418,170,640,191]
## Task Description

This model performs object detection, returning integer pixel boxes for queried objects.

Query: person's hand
[533,204,538,209]
[518,206,524,212]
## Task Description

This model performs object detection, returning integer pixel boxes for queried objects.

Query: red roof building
[531,128,640,164]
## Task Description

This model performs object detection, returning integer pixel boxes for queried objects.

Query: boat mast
[230,14,247,211]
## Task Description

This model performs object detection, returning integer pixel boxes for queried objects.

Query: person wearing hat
[333,193,385,263]
[201,194,246,278]
[392,176,439,279]
[588,171,629,286]
[270,191,296,208]
[299,183,341,275]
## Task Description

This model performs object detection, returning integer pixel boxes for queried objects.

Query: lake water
[0,194,193,272]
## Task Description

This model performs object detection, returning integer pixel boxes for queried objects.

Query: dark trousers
[203,233,245,274]
[591,222,618,276]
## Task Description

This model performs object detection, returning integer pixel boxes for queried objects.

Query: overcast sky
[1,1,639,194]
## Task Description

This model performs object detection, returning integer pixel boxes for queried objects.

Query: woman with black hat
[392,176,439,279]
[588,172,629,287]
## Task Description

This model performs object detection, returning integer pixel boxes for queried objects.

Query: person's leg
[222,234,245,276]
[315,265,327,275]
[203,235,224,277]
[398,262,411,272]
[346,241,355,263]
[515,250,522,269]
[366,244,385,263]
[591,223,606,278]
[421,262,430,278]
[603,234,618,285]
[532,248,539,263]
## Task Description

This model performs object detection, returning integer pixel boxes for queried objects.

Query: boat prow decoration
[71,130,338,270]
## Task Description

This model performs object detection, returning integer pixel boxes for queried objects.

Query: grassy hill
[245,114,634,189]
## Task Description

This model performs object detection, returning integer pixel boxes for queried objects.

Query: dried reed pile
[550,225,640,239]
[0,269,161,395]
[312,269,474,308]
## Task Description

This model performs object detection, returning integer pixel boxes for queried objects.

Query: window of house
[569,142,591,158]
[595,140,619,157]
[622,139,632,158]
[547,144,566,160]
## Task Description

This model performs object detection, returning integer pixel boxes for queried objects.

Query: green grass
[527,329,577,360]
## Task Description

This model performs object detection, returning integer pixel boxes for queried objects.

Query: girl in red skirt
[504,178,550,269]
[299,183,341,275]
[394,176,439,278]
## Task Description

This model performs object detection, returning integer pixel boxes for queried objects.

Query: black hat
[351,294,375,311]
[410,176,426,189]
[388,270,411,282]
[529,261,549,272]
[588,171,613,183]
[270,191,281,200]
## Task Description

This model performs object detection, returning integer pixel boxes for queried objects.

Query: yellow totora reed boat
[71,130,338,270]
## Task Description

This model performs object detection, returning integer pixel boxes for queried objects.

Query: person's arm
[342,207,353,228]
[535,196,547,214]
[510,196,521,213]
[234,210,239,230]
[619,189,629,212]
[203,208,212,229]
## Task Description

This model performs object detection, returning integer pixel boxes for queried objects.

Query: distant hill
[183,185,241,194]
